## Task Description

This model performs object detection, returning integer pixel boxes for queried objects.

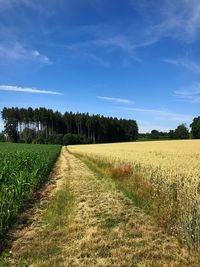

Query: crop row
[0,143,61,240]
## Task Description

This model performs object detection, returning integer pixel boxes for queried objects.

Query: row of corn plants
[0,143,61,244]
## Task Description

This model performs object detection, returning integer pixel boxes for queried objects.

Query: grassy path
[5,148,196,266]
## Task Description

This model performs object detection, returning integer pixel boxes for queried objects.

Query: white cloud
[37,1,200,67]
[174,83,200,103]
[161,1,200,42]
[0,0,32,12]
[82,52,110,68]
[93,36,134,54]
[97,96,133,104]
[163,58,200,73]
[0,85,63,95]
[0,0,73,18]
[31,50,51,64]
[64,35,141,65]
[2,0,200,69]
[0,42,52,64]
[131,0,200,43]
[120,107,192,122]
[63,0,200,66]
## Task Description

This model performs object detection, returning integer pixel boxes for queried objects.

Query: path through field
[10,148,193,267]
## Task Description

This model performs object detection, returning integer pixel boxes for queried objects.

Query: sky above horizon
[0,0,200,133]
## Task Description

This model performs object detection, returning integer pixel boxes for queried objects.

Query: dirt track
[10,148,192,267]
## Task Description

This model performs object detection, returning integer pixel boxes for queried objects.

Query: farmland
[0,143,61,240]
[0,141,199,266]
[69,140,200,249]
[6,147,197,267]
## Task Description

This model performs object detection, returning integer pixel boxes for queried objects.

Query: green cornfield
[0,143,61,239]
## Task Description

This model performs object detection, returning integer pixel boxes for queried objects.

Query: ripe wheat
[69,140,200,249]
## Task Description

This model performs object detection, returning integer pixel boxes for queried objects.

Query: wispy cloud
[2,1,200,68]
[97,96,133,104]
[163,58,200,73]
[174,83,200,103]
[131,0,200,43]
[120,107,192,122]
[159,1,200,42]
[80,51,110,68]
[62,1,200,67]
[0,85,63,95]
[92,36,135,54]
[0,0,64,14]
[31,50,51,64]
[0,42,51,65]
[64,34,142,66]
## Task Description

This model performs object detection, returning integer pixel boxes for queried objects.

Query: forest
[0,107,138,144]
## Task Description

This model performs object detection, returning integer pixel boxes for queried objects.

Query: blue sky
[0,0,200,133]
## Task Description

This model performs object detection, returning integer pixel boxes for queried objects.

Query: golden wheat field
[69,140,200,249]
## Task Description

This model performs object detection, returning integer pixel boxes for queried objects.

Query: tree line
[0,107,138,144]
[139,120,200,140]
